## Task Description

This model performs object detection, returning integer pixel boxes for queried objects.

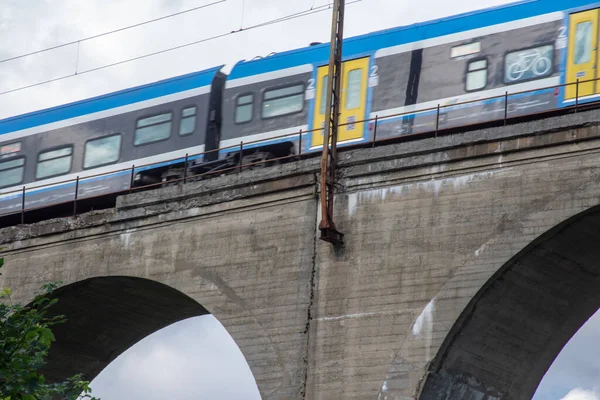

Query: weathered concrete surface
[304,114,600,399]
[3,109,600,399]
[419,205,600,400]
[1,176,319,400]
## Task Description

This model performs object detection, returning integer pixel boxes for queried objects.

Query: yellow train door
[566,9,599,99]
[311,57,369,147]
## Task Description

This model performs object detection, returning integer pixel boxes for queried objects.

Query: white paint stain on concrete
[347,169,510,216]
[381,381,388,392]
[348,193,358,217]
[412,299,436,363]
[475,244,488,257]
[347,186,403,216]
[120,231,132,249]
[318,311,381,321]
[431,178,443,197]
[412,299,435,337]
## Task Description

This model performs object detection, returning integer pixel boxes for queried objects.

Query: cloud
[561,389,600,400]
[534,309,600,400]
[0,0,515,119]
[90,315,261,400]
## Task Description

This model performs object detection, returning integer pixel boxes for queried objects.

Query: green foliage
[0,254,99,400]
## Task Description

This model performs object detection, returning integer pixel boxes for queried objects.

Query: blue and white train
[0,0,597,219]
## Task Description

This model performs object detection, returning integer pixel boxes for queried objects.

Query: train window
[0,157,24,188]
[346,69,363,110]
[320,75,328,114]
[134,112,173,146]
[262,84,304,119]
[466,59,488,91]
[235,94,254,124]
[36,146,72,180]
[451,42,481,58]
[504,44,554,84]
[84,134,121,169]
[1,142,21,157]
[575,21,593,65]
[179,106,197,136]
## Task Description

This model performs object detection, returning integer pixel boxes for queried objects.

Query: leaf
[24,329,38,342]
[0,287,11,299]
[0,281,98,400]
[38,327,55,346]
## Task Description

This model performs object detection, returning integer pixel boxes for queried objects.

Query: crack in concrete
[300,174,320,399]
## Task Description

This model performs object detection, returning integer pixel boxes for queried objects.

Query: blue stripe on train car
[376,88,558,126]
[218,136,300,156]
[0,169,131,201]
[227,0,598,81]
[0,65,224,135]
[134,155,204,173]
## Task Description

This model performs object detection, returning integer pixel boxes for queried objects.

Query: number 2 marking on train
[556,26,567,50]
[369,65,379,87]
[305,78,316,100]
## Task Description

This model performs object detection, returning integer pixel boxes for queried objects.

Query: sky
[533,309,600,400]
[89,316,261,399]
[1,0,600,399]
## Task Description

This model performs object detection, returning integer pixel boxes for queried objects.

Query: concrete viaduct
[2,110,600,399]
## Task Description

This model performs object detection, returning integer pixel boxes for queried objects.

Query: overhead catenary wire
[0,0,364,97]
[0,0,227,67]
[240,0,246,29]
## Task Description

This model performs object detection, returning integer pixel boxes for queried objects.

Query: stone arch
[418,205,600,399]
[38,276,209,383]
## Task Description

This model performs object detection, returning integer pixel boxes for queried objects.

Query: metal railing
[0,77,592,223]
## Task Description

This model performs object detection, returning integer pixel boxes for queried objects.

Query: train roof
[0,65,224,136]
[227,0,594,81]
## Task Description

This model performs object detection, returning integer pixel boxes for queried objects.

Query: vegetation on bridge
[0,254,99,400]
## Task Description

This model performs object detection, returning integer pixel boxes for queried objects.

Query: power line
[240,0,246,29]
[0,0,227,66]
[0,0,364,97]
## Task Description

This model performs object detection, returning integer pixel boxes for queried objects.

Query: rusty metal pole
[318,0,345,247]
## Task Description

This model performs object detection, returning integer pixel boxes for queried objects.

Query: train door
[565,9,598,99]
[311,57,369,147]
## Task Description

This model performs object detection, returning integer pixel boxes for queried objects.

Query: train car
[369,6,564,138]
[0,67,225,216]
[221,0,598,149]
[221,40,368,156]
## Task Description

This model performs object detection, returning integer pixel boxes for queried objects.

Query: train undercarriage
[131,141,296,188]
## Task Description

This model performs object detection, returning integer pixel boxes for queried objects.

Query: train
[0,0,597,218]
